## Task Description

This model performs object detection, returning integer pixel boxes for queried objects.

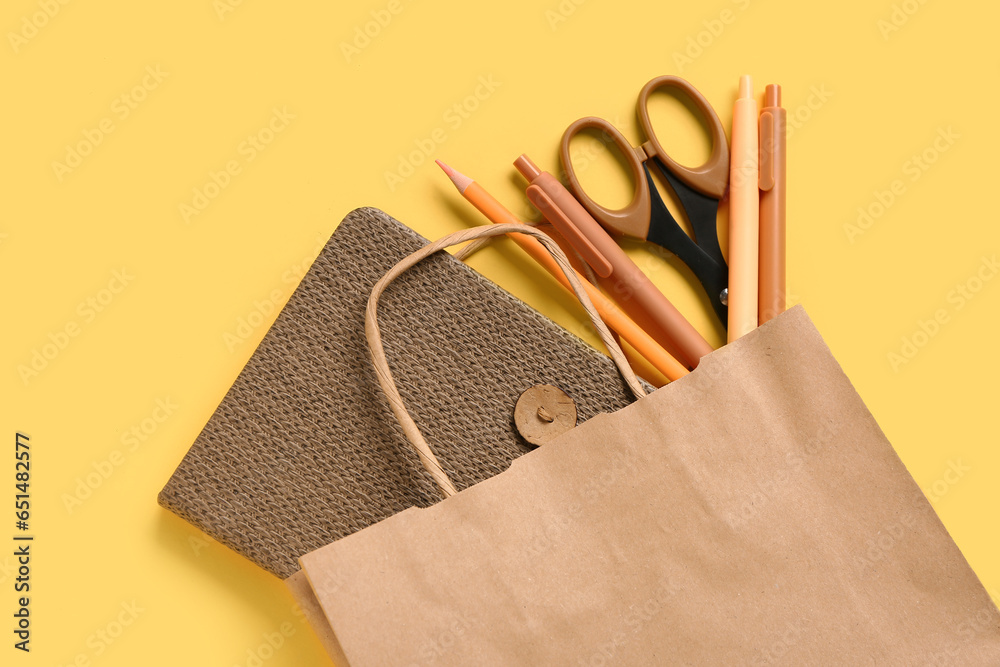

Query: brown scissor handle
[559,116,653,241]
[637,76,730,201]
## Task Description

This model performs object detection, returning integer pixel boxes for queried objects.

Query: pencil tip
[436,159,474,194]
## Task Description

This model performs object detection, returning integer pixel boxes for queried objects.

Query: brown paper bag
[298,223,1000,665]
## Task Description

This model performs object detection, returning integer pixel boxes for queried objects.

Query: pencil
[436,160,689,383]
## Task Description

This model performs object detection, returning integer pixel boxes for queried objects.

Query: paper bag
[299,223,1000,666]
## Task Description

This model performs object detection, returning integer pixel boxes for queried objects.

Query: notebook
[158,207,643,578]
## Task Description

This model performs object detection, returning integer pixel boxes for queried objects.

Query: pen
[758,84,786,324]
[728,74,760,342]
[530,228,674,388]
[436,159,689,383]
[513,154,712,369]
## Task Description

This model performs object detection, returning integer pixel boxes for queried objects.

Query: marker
[728,74,760,342]
[758,84,787,324]
[436,160,689,383]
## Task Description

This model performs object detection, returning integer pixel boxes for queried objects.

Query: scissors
[559,75,730,327]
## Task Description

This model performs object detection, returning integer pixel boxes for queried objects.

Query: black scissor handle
[643,162,729,327]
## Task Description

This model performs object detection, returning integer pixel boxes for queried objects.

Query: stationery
[158,207,652,578]
[515,153,705,371]
[758,83,787,324]
[728,74,760,341]
[299,297,1000,665]
[436,160,689,383]
[556,75,729,365]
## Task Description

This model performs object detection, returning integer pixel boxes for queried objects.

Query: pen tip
[513,154,542,182]
[436,159,474,194]
[739,74,753,98]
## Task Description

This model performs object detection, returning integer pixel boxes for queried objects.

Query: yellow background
[2,0,997,664]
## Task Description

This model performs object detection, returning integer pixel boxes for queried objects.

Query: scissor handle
[560,116,653,241]
[637,76,729,201]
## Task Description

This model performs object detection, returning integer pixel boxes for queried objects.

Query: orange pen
[514,154,704,370]
[728,74,760,342]
[758,84,786,324]
[436,160,689,383]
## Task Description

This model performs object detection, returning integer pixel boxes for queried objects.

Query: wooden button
[514,384,577,447]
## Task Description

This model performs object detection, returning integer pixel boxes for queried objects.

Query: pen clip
[759,111,775,192]
[527,184,614,278]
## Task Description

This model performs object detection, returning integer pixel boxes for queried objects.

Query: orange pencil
[436,160,688,383]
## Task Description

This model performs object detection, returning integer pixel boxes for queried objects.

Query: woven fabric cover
[159,207,641,578]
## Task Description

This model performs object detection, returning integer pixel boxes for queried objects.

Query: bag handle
[365,223,646,498]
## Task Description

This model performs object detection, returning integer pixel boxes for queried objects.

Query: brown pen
[514,154,711,369]
[758,84,787,324]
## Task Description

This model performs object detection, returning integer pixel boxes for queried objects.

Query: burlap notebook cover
[158,207,643,578]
